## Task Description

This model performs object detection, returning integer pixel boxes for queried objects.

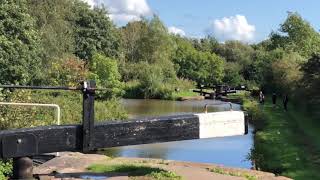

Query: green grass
[227,91,249,98]
[171,90,198,100]
[88,164,181,180]
[247,97,320,180]
[209,167,257,180]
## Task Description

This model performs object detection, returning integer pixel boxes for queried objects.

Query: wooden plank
[92,114,199,149]
[0,112,246,159]
[0,125,81,158]
[82,80,96,152]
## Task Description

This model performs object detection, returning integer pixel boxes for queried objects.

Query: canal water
[100,99,254,169]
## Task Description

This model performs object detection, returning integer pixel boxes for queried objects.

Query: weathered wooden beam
[0,111,246,159]
[82,80,96,152]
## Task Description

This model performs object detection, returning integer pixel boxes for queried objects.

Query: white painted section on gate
[195,111,245,139]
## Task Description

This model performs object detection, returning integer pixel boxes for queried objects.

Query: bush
[0,89,127,130]
[174,78,196,91]
[241,94,267,131]
[0,160,12,179]
[46,56,88,87]
[89,53,124,99]
[95,98,128,121]
[135,63,176,99]
[123,80,144,99]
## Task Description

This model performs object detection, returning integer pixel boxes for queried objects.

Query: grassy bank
[171,90,200,100]
[88,164,181,180]
[123,79,197,100]
[210,167,257,180]
[237,92,320,180]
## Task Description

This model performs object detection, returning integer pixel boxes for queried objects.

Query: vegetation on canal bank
[0,160,12,180]
[0,90,127,130]
[88,164,181,180]
[210,167,257,180]
[232,92,320,180]
[123,79,197,100]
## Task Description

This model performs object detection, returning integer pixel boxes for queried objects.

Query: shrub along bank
[239,93,320,180]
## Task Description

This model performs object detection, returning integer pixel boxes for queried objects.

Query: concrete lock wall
[195,111,245,139]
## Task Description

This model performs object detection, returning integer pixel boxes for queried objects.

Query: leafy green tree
[300,54,320,113]
[0,0,43,85]
[120,21,148,63]
[271,52,304,93]
[119,16,178,98]
[241,49,280,88]
[222,62,244,86]
[269,12,320,57]
[70,1,120,61]
[47,56,88,87]
[27,0,74,62]
[193,36,219,53]
[214,41,254,64]
[138,16,175,65]
[136,62,174,99]
[213,41,256,85]
[121,16,176,65]
[173,37,224,86]
[88,53,123,99]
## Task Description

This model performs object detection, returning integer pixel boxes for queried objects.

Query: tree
[269,12,320,57]
[26,0,75,61]
[173,37,224,86]
[70,1,120,61]
[119,16,178,87]
[300,54,320,112]
[193,36,219,53]
[0,0,42,85]
[137,16,175,65]
[214,41,254,64]
[222,62,244,86]
[120,21,148,63]
[88,53,123,99]
[47,56,88,87]
[271,52,304,93]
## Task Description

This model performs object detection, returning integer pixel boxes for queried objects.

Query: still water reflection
[100,99,253,169]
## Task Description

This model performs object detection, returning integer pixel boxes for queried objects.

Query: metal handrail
[204,102,233,113]
[0,102,61,156]
[0,102,61,125]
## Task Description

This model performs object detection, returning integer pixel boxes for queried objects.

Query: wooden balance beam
[0,81,248,179]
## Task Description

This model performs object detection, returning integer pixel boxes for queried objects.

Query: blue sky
[148,0,320,42]
[85,0,320,43]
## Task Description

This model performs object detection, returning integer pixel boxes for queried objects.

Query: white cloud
[82,0,152,24]
[83,0,96,7]
[168,26,186,36]
[208,15,256,42]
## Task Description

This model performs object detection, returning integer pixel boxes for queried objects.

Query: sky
[83,0,320,43]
